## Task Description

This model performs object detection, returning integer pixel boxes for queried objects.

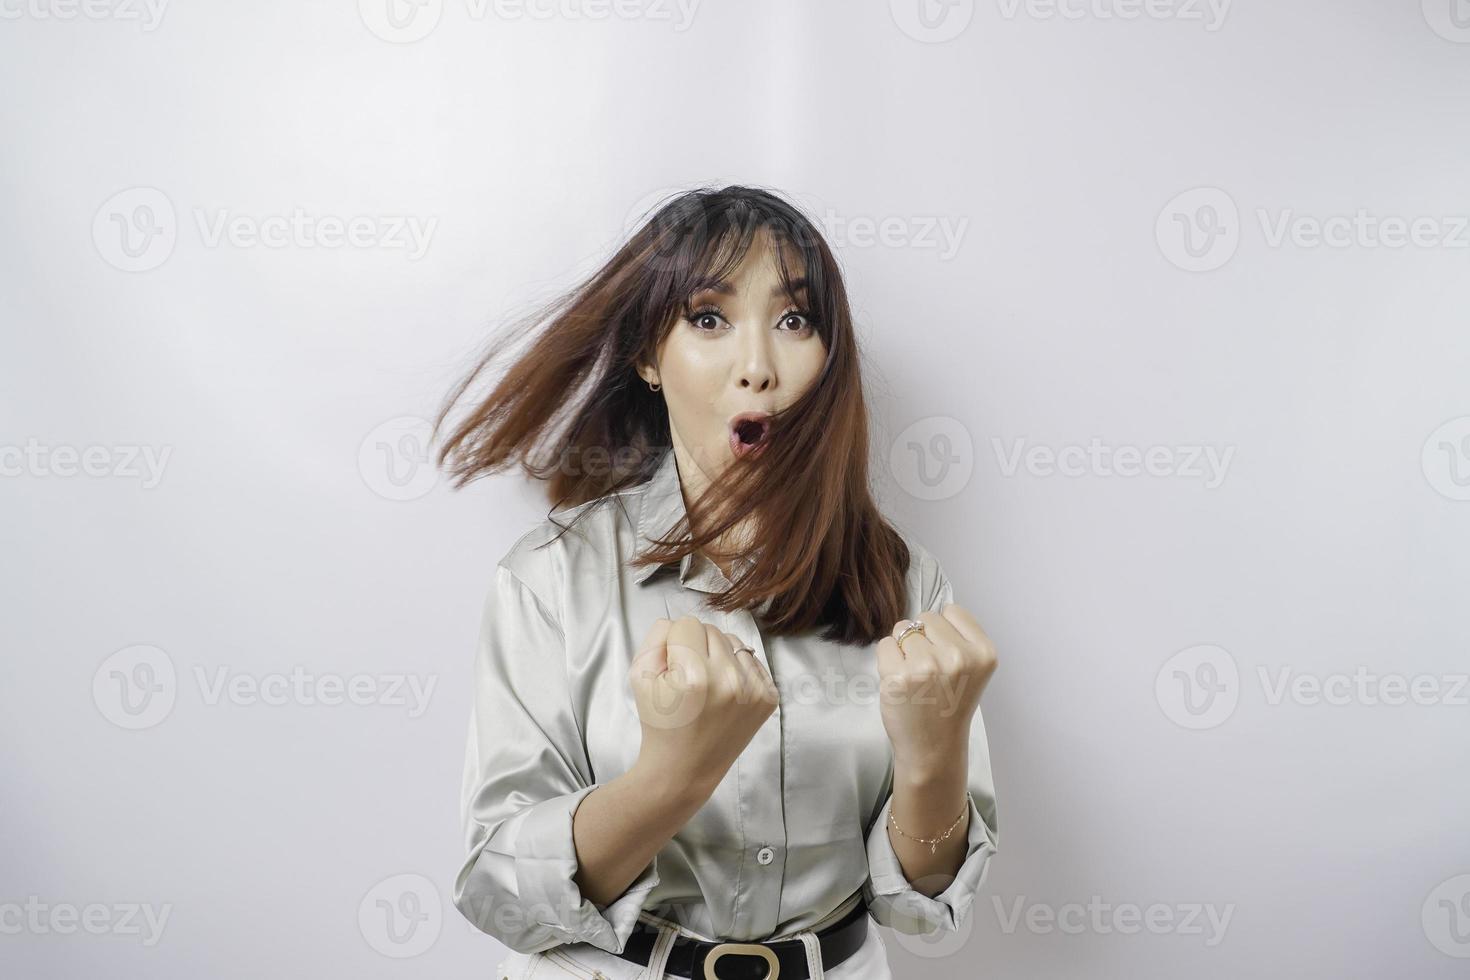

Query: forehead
[691,230,808,300]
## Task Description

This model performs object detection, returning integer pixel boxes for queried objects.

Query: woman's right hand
[628,615,779,790]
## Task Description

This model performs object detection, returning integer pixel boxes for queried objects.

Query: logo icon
[1156,187,1240,272]
[889,416,973,501]
[359,873,443,957]
[1155,644,1239,730]
[890,0,975,43]
[1423,874,1470,957]
[1423,0,1470,42]
[359,0,444,43]
[93,187,177,272]
[884,877,978,958]
[359,416,440,501]
[1422,416,1470,501]
[93,644,178,730]
[620,184,720,275]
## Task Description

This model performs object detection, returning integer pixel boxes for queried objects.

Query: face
[639,229,828,497]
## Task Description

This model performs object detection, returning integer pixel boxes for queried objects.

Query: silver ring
[732,645,754,657]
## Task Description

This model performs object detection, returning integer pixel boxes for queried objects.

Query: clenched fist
[629,615,779,790]
[875,604,997,769]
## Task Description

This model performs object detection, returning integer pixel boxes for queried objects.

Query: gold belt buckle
[703,942,780,980]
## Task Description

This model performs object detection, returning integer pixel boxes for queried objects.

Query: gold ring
[894,619,926,656]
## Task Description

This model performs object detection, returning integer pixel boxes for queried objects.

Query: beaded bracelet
[888,793,972,854]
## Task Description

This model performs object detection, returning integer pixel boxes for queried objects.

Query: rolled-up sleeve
[453,561,661,955]
[862,558,1000,935]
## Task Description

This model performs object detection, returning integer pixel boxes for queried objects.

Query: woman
[434,186,999,979]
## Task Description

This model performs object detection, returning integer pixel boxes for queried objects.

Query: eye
[684,305,728,332]
[779,310,815,334]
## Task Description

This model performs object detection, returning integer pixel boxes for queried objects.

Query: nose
[736,322,775,392]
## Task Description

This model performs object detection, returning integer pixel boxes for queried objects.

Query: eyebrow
[689,276,809,300]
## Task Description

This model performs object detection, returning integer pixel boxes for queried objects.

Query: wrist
[629,754,720,810]
[893,743,968,787]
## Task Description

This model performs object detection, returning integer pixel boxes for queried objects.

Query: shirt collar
[633,449,754,592]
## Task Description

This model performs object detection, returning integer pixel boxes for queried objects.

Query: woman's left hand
[875,603,997,771]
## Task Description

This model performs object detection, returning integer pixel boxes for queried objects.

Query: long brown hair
[432,185,913,645]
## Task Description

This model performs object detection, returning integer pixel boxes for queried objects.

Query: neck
[670,444,751,573]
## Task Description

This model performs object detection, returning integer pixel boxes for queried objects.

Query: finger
[890,617,936,660]
[875,635,906,677]
[915,611,968,673]
[703,623,742,679]
[916,609,963,647]
[876,634,938,706]
[630,617,672,677]
[897,640,940,678]
[722,631,754,672]
[703,622,732,655]
[937,602,988,648]
[642,616,673,646]
[663,615,711,689]
[726,633,777,703]
[666,615,711,659]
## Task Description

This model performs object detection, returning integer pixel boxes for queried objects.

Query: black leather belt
[614,899,868,979]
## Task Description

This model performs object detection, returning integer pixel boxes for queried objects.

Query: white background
[3,1,1468,977]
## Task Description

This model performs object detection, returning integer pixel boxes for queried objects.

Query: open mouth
[729,413,771,457]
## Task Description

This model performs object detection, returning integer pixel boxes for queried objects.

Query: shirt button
[756,846,775,865]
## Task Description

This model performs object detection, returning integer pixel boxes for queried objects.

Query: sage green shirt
[454,448,999,955]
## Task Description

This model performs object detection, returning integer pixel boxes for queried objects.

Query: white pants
[495,909,894,980]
